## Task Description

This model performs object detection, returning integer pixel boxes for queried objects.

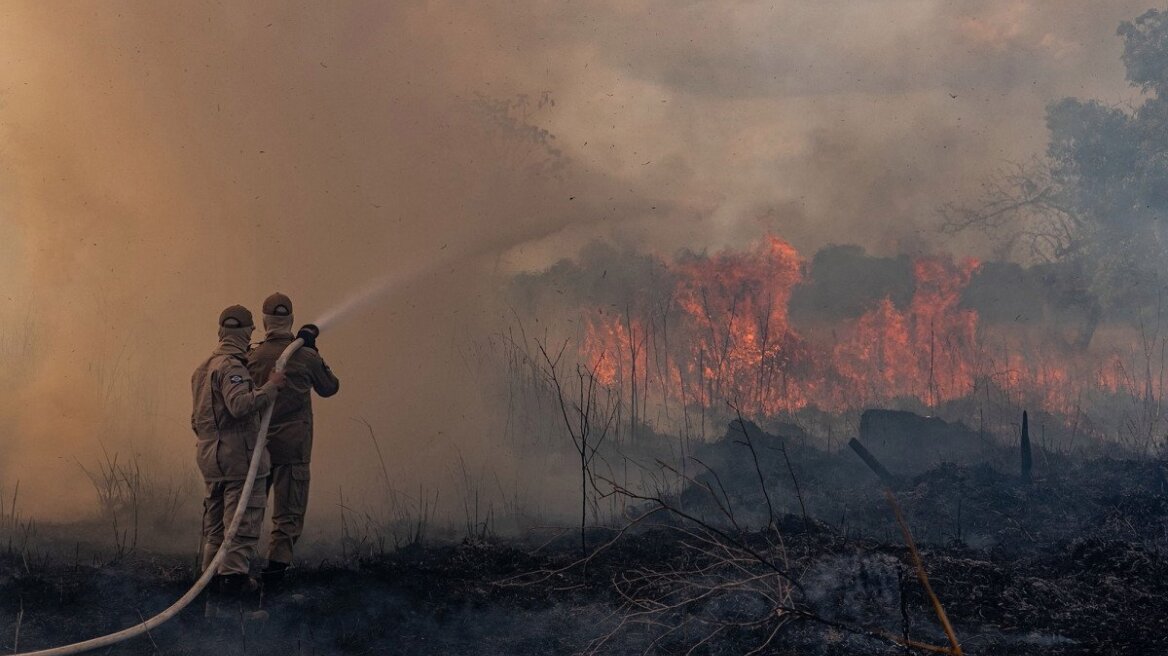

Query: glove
[296,324,320,351]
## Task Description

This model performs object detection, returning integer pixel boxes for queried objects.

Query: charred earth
[2,412,1167,655]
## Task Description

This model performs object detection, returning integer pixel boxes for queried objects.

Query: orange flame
[579,235,1164,422]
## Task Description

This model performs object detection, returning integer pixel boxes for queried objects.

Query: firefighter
[191,304,285,596]
[248,292,340,588]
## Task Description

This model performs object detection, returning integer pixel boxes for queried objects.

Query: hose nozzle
[296,324,320,350]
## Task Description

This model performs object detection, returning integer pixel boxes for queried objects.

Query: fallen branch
[884,489,963,656]
[849,436,963,655]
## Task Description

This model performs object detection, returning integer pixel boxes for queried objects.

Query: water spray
[311,273,399,332]
[13,337,307,656]
[311,261,435,332]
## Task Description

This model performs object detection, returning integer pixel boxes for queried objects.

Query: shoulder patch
[229,374,244,384]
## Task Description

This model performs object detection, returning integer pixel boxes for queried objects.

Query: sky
[0,1,1158,521]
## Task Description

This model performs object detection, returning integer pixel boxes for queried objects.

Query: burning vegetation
[522,234,1165,450]
[580,236,985,416]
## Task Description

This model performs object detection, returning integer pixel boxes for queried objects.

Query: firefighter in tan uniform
[247,292,340,586]
[191,305,285,595]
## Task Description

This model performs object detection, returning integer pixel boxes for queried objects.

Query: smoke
[0,2,1159,523]
[0,2,635,521]
[481,0,1157,261]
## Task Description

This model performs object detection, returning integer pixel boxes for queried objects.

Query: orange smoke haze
[0,1,1161,525]
[0,2,634,521]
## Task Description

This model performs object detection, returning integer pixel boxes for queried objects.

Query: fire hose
[13,336,308,656]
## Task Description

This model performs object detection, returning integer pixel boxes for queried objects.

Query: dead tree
[537,339,618,558]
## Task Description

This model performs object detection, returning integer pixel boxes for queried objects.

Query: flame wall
[578,236,1153,430]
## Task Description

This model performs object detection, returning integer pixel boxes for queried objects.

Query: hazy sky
[0,1,1157,519]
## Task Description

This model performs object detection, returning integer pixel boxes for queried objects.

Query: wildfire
[578,235,1159,422]
[825,257,980,409]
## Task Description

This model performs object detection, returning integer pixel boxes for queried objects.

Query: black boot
[261,560,289,593]
[205,574,234,619]
[206,573,266,621]
[218,573,252,596]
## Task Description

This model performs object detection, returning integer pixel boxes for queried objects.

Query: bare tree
[939,159,1083,264]
[538,339,619,557]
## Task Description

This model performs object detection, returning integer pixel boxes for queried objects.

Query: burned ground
[2,416,1167,655]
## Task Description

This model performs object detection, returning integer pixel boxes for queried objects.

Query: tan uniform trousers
[201,476,268,576]
[267,463,310,564]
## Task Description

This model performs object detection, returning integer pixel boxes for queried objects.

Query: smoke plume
[0,1,1158,523]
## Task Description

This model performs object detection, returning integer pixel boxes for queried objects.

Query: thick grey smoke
[0,1,1157,522]
[486,0,1155,262]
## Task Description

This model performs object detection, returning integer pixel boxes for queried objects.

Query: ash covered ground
[2,411,1167,655]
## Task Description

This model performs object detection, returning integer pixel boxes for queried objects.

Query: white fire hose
[14,337,306,656]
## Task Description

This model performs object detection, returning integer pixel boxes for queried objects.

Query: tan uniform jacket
[191,345,279,481]
[247,335,340,465]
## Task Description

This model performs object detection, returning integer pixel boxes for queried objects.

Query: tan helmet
[218,305,254,328]
[263,292,293,317]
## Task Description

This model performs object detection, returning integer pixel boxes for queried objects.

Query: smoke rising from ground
[0,2,1158,523]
